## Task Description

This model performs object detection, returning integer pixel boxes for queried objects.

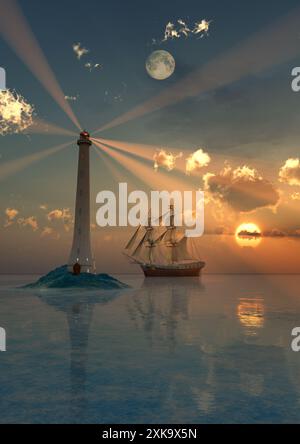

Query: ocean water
[0,273,300,424]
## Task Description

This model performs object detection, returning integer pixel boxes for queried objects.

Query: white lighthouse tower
[68,131,95,274]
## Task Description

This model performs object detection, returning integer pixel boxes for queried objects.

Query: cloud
[4,207,18,227]
[163,22,180,40]
[65,95,79,102]
[47,209,63,220]
[186,148,211,175]
[204,164,280,212]
[0,89,34,135]
[72,42,89,60]
[84,62,102,72]
[153,149,182,171]
[72,43,102,73]
[178,19,191,37]
[162,19,211,42]
[193,20,211,37]
[5,207,18,220]
[103,83,127,104]
[291,192,300,200]
[41,226,60,240]
[47,208,73,232]
[5,209,41,232]
[213,226,232,235]
[279,158,300,186]
[17,216,38,231]
[263,228,286,237]
[47,208,72,222]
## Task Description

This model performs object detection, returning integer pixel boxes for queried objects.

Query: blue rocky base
[23,265,129,289]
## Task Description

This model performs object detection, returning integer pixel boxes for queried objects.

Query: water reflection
[39,291,121,423]
[126,278,221,418]
[127,278,204,350]
[237,298,265,336]
[37,277,299,422]
[0,274,298,423]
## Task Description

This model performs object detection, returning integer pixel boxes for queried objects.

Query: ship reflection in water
[1,274,300,423]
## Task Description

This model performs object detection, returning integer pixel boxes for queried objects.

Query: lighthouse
[68,131,95,274]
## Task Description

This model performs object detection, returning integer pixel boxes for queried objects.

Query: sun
[235,223,262,248]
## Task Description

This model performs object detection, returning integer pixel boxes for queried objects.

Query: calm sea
[0,273,300,424]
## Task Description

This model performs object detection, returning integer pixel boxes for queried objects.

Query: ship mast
[125,212,157,264]
[145,213,155,265]
[165,204,178,264]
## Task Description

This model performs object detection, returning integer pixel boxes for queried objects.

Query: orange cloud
[47,208,73,233]
[41,226,60,239]
[204,164,279,212]
[153,149,182,171]
[18,216,38,231]
[263,228,286,237]
[186,148,211,175]
[291,192,300,200]
[47,208,69,220]
[5,207,18,220]
[4,207,19,227]
[47,208,72,223]
[279,158,300,186]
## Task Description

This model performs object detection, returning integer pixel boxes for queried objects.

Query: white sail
[124,206,199,266]
[176,236,194,261]
[154,228,168,244]
[125,225,140,250]
[152,243,170,265]
[162,231,196,263]
[132,232,148,258]
[187,237,204,261]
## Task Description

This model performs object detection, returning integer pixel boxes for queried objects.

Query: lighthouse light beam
[0,0,81,130]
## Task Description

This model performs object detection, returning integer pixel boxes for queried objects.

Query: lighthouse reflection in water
[0,274,300,423]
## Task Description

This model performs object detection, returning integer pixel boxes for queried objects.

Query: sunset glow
[235,223,262,248]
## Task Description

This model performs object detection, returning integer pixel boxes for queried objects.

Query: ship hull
[141,262,205,277]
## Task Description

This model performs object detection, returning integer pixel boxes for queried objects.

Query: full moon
[146,50,175,80]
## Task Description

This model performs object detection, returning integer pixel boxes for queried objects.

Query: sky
[1,0,300,274]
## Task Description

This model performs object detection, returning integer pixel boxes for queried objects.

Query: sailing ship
[124,205,205,277]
